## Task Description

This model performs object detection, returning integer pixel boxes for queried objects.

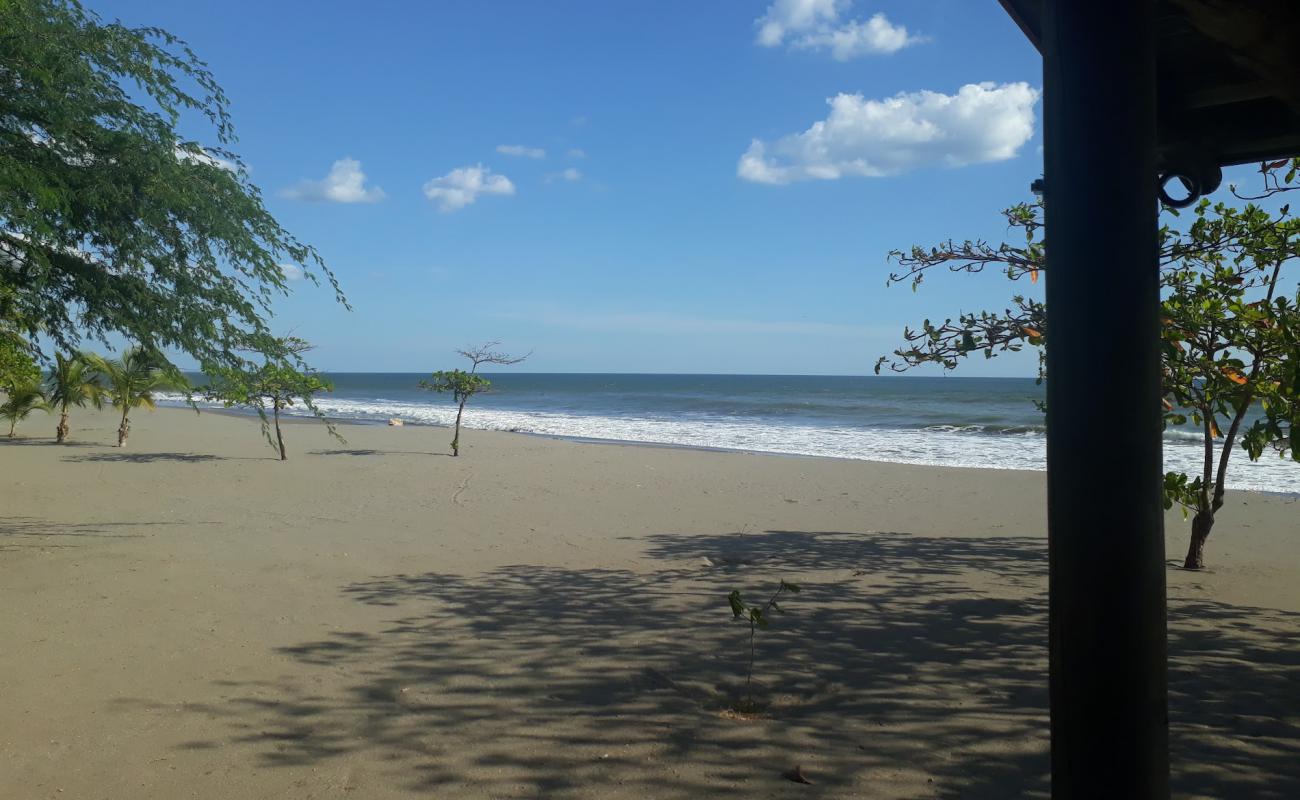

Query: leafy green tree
[0,0,345,377]
[419,342,528,457]
[0,335,40,393]
[878,191,1299,570]
[1,380,48,437]
[45,351,103,442]
[204,336,342,460]
[89,347,185,447]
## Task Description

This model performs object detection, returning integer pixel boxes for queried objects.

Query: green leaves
[727,579,800,702]
[0,0,346,378]
[0,379,49,435]
[419,369,492,405]
[727,580,800,629]
[0,335,41,393]
[203,336,343,454]
[46,351,105,412]
[87,347,186,412]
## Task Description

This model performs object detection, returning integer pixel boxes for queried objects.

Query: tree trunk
[7,420,14,437]
[1183,510,1215,570]
[56,410,70,443]
[274,403,287,461]
[117,408,130,447]
[451,401,465,456]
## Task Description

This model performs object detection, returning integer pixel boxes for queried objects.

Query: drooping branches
[880,189,1300,569]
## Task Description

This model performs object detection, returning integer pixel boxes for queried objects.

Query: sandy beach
[1,406,1297,799]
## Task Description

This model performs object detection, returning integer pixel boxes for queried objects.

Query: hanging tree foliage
[0,0,346,373]
[878,180,1300,571]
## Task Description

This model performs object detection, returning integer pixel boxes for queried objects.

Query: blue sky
[99,0,1057,375]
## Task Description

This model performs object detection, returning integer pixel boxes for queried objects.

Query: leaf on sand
[784,765,813,785]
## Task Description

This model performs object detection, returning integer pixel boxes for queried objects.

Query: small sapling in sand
[727,579,799,712]
[419,342,528,457]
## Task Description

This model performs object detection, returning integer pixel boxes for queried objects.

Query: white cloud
[496,144,546,159]
[738,82,1039,184]
[566,148,586,159]
[282,158,385,203]
[174,142,237,172]
[547,167,583,184]
[422,164,516,212]
[755,1,921,59]
[280,263,304,281]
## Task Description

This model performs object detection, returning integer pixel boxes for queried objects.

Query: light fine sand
[2,408,1298,798]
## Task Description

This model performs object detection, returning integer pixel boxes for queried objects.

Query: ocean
[164,373,1300,494]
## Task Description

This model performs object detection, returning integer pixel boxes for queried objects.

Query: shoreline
[183,405,1300,497]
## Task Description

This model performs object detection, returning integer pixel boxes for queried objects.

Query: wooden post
[1041,0,1169,795]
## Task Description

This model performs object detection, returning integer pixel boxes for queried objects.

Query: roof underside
[999,0,1300,167]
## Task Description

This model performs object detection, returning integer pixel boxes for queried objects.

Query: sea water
[163,373,1300,494]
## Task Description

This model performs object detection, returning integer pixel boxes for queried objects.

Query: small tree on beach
[45,352,104,443]
[1,380,48,437]
[727,580,800,712]
[877,185,1300,570]
[419,342,528,457]
[89,348,186,447]
[205,336,342,460]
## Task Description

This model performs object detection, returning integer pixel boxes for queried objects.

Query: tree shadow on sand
[307,448,453,458]
[148,530,1297,798]
[0,515,186,551]
[62,451,228,463]
[0,437,97,448]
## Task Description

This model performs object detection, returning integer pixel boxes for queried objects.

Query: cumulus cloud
[174,143,237,172]
[496,144,546,159]
[738,82,1039,184]
[422,164,516,212]
[755,0,921,59]
[280,263,304,281]
[282,158,385,203]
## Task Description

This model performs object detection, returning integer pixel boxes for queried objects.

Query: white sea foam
[158,394,1300,494]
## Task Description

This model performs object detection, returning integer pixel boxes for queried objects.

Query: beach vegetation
[45,352,104,443]
[89,348,186,447]
[419,342,529,457]
[0,335,41,394]
[0,0,346,379]
[204,336,342,460]
[727,579,799,712]
[1,380,49,437]
[878,178,1300,570]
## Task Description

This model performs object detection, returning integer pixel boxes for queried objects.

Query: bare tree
[419,342,529,456]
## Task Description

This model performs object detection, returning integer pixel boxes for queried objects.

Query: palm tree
[89,348,183,447]
[46,352,104,443]
[1,381,49,437]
